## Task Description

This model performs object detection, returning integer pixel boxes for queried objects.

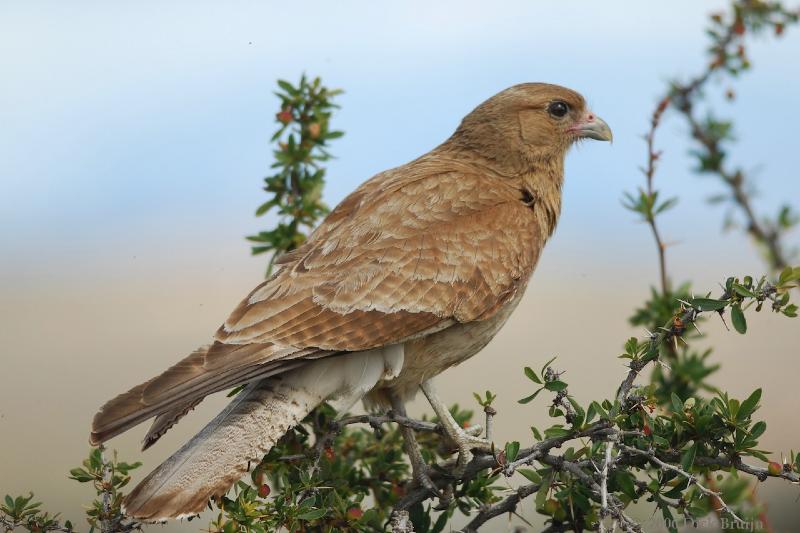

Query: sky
[2,0,798,282]
[1,1,799,531]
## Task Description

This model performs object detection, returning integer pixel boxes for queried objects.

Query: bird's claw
[411,467,440,498]
[433,485,454,511]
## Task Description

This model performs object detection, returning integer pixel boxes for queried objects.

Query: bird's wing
[217,161,543,349]
[92,160,543,444]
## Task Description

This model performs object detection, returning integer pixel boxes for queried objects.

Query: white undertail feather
[122,346,404,521]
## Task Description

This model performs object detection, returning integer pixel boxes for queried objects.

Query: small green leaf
[68,468,94,483]
[652,435,669,447]
[540,356,557,376]
[544,426,571,438]
[749,420,766,440]
[681,442,698,472]
[585,402,597,424]
[690,297,728,311]
[732,283,756,298]
[737,388,762,422]
[614,471,637,499]
[505,441,521,462]
[276,79,296,94]
[297,508,327,520]
[731,305,747,334]
[535,479,549,510]
[544,380,568,392]
[524,366,542,384]
[518,468,542,483]
[671,393,683,413]
[518,388,543,404]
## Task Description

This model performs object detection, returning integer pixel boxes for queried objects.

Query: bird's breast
[370,282,529,403]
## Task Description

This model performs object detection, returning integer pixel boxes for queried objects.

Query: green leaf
[779,266,797,284]
[662,505,678,533]
[254,199,277,216]
[654,196,679,215]
[297,508,327,520]
[690,297,728,311]
[614,471,637,499]
[518,468,542,483]
[540,356,557,376]
[535,479,549,510]
[524,366,542,384]
[504,441,521,462]
[276,79,296,95]
[589,401,608,420]
[732,284,756,298]
[671,393,683,413]
[518,388,543,404]
[297,496,315,511]
[68,468,94,483]
[585,402,597,424]
[749,420,766,440]
[431,511,448,533]
[652,435,669,447]
[544,380,568,392]
[737,388,762,422]
[681,442,698,472]
[731,305,747,334]
[568,396,585,427]
[544,426,571,438]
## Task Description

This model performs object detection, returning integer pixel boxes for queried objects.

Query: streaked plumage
[90,82,612,520]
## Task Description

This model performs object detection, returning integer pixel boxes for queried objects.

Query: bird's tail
[122,346,404,521]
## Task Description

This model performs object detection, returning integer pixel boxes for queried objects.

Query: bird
[90,82,612,520]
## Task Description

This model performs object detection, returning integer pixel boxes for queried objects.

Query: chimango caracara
[91,83,612,520]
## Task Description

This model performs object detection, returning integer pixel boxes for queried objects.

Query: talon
[433,485,454,510]
[411,468,440,498]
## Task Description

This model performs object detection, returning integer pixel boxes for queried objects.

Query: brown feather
[91,82,611,519]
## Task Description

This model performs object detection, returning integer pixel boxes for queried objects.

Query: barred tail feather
[122,346,404,521]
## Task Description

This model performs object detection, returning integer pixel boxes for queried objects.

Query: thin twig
[618,444,745,523]
[460,483,541,532]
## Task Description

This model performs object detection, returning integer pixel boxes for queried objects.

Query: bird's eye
[547,101,569,118]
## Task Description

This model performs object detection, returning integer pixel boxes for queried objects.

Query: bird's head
[450,83,612,171]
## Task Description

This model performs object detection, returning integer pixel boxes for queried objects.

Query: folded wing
[91,160,542,445]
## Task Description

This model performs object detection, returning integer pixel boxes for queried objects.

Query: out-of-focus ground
[1,0,799,531]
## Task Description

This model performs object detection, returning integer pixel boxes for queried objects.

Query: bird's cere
[572,111,613,141]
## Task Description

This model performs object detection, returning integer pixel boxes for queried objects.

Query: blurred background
[1,1,798,531]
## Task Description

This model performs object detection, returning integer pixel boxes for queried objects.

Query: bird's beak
[573,112,613,142]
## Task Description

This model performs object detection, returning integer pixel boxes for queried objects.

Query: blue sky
[1,0,798,282]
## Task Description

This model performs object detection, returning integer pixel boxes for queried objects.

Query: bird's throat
[520,159,565,240]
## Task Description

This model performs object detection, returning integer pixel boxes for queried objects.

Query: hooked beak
[573,111,613,142]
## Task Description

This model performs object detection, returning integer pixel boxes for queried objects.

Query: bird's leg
[388,392,439,497]
[419,379,492,477]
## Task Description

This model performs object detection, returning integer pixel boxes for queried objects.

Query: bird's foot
[449,431,492,478]
[419,379,494,479]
